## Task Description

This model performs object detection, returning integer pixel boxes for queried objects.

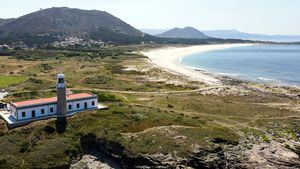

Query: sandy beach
[141,43,254,85]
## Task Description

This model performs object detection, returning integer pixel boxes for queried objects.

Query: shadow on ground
[55,118,67,134]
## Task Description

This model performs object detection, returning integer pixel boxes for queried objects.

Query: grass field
[0,75,28,88]
[0,48,299,168]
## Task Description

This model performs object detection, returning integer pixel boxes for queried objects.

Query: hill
[0,7,144,46]
[156,27,210,39]
[0,18,15,27]
[0,7,142,36]
[203,29,300,42]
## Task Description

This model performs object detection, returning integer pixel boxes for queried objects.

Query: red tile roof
[11,93,95,108]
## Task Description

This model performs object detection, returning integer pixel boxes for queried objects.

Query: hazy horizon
[1,0,300,35]
[140,28,300,36]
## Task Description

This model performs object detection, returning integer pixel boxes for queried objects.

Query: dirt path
[73,86,224,95]
[12,86,224,95]
[122,125,197,136]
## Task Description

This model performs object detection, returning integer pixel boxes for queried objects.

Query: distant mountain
[0,18,15,27]
[0,7,144,46]
[156,27,210,39]
[203,29,300,42]
[140,29,169,35]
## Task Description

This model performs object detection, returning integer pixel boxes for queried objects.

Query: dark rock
[186,147,226,169]
[212,137,239,145]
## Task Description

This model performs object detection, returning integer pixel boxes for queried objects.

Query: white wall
[12,98,98,121]
[9,105,17,119]
[16,104,57,120]
[67,98,97,112]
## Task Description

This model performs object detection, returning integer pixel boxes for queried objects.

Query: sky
[0,0,299,35]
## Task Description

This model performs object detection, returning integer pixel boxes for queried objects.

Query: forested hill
[0,7,144,46]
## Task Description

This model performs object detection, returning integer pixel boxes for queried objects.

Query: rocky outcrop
[70,155,117,169]
[71,133,300,169]
[246,141,300,168]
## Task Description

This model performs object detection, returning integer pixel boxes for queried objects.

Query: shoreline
[141,43,254,85]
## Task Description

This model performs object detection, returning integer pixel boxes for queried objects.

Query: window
[31,110,36,118]
[41,109,45,114]
[58,78,64,83]
[77,103,80,109]
[84,102,87,109]
[92,101,95,106]
[22,112,26,117]
[69,104,72,110]
[50,107,54,113]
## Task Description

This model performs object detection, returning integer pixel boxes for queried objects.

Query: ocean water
[181,45,300,86]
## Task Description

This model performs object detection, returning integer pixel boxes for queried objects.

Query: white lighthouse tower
[56,73,67,120]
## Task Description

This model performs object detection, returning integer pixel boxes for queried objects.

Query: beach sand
[141,44,253,85]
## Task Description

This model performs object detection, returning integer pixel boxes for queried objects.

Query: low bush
[92,91,122,102]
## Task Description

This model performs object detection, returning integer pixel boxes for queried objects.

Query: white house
[8,92,98,121]
[0,73,106,127]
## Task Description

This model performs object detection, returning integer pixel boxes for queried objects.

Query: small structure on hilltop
[0,73,107,128]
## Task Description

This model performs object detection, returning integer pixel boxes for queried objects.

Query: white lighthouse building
[0,73,106,127]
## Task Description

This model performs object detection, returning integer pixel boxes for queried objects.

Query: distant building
[1,73,106,127]
[52,37,104,47]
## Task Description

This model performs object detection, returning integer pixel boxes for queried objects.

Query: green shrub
[27,78,43,84]
[84,76,112,84]
[0,157,6,165]
[167,104,174,108]
[92,91,121,102]
[40,63,53,72]
[261,135,270,143]
[19,142,30,153]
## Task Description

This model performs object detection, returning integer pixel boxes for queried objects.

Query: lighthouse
[56,73,67,120]
[3,72,102,128]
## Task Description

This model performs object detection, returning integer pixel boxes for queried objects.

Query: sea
[181,45,300,87]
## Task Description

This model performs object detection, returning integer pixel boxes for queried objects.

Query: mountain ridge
[141,28,300,42]
[203,29,300,42]
[0,18,15,27]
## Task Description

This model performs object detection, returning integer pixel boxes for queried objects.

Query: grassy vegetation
[0,75,27,88]
[261,135,270,143]
[91,91,123,102]
[0,48,197,92]
[0,47,299,168]
[5,90,57,102]
[0,102,240,168]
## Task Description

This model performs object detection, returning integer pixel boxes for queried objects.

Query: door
[84,102,87,109]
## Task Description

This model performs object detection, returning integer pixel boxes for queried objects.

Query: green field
[0,75,27,88]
